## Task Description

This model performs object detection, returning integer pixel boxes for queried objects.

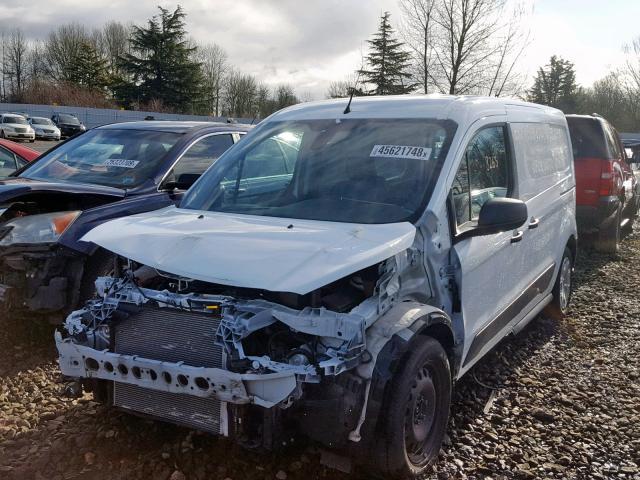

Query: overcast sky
[0,0,638,99]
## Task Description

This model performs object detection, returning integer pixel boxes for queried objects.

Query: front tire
[374,336,451,478]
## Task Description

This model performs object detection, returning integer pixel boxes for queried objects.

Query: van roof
[270,94,564,124]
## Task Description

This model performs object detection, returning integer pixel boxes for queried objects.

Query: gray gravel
[0,233,639,480]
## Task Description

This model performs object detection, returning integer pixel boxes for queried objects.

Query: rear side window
[451,126,510,228]
[511,123,573,201]
[567,118,607,159]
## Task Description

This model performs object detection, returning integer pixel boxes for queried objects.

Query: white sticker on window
[370,145,432,160]
[103,159,140,168]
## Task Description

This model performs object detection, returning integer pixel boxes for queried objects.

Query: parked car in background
[29,116,61,141]
[0,121,249,324]
[566,114,639,253]
[56,96,577,478]
[51,113,86,138]
[0,139,39,177]
[0,114,35,142]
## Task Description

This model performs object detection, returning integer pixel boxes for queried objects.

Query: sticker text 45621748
[370,145,432,160]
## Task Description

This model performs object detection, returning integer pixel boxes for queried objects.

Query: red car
[567,114,639,253]
[0,139,39,177]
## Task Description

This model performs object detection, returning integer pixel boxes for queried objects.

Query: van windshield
[181,118,457,224]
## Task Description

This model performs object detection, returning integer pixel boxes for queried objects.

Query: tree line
[332,0,640,132]
[0,5,299,118]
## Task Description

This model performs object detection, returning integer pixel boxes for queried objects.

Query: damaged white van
[56,95,577,477]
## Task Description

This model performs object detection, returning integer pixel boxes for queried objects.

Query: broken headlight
[0,211,81,246]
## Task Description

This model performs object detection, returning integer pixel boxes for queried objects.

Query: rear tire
[594,207,621,253]
[0,130,5,139]
[544,247,573,320]
[373,336,451,478]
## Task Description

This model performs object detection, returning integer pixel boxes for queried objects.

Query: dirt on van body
[0,234,638,480]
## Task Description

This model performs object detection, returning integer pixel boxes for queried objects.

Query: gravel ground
[0,234,638,480]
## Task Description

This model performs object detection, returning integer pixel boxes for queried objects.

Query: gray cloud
[0,0,402,99]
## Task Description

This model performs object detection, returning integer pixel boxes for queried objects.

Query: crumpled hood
[82,206,416,295]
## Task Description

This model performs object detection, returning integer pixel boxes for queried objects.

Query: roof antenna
[343,70,362,115]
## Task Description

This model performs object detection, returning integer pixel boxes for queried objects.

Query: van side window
[451,126,509,227]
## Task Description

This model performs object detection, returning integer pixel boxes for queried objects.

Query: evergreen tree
[66,42,110,90]
[528,56,579,112]
[358,12,415,95]
[117,6,204,112]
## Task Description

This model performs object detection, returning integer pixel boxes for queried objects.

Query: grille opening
[195,377,209,390]
[177,374,189,386]
[104,361,114,373]
[149,369,158,381]
[85,358,99,371]
[162,372,172,384]
[118,364,128,375]
[132,366,142,379]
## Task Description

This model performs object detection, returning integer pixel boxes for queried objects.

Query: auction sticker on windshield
[103,159,140,168]
[370,145,432,160]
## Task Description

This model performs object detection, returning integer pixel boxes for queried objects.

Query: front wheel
[374,336,451,478]
[0,130,5,139]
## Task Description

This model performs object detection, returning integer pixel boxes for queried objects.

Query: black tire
[544,247,573,320]
[0,130,5,139]
[594,207,621,254]
[374,336,451,478]
[78,251,116,307]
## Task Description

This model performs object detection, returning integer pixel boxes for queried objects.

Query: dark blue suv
[0,121,250,323]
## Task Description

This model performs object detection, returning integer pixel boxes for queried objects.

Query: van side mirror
[476,197,528,235]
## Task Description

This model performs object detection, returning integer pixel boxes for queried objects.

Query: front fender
[353,302,455,455]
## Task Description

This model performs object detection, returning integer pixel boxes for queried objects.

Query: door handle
[511,230,524,243]
[528,217,540,229]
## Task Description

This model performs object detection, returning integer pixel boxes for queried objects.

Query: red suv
[566,114,639,253]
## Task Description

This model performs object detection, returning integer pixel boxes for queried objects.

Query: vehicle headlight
[0,211,81,246]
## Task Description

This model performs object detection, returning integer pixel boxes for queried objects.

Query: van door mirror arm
[454,197,528,242]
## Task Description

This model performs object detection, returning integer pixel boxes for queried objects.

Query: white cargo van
[56,95,577,477]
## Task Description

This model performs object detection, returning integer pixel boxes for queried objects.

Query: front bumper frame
[56,332,298,408]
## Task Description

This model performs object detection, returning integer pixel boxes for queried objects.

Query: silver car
[28,116,61,141]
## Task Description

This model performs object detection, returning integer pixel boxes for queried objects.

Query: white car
[0,114,35,142]
[56,96,578,477]
[28,116,61,141]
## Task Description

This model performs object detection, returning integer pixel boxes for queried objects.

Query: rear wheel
[374,336,451,478]
[544,247,573,320]
[594,207,621,254]
[0,130,5,139]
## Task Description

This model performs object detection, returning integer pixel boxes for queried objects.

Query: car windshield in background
[4,116,28,125]
[31,118,54,125]
[59,115,80,125]
[182,118,456,224]
[22,129,182,189]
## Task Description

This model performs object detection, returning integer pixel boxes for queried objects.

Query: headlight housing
[0,211,81,246]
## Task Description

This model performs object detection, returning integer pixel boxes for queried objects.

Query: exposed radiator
[113,306,225,435]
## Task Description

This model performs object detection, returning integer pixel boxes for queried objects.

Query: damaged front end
[56,248,433,449]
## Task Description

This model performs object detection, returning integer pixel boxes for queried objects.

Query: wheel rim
[559,256,572,311]
[404,364,437,466]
